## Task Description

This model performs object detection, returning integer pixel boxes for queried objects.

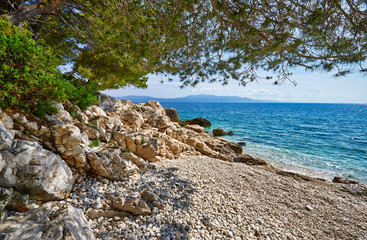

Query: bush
[0,17,98,117]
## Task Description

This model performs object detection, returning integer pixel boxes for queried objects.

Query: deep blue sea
[160,102,367,183]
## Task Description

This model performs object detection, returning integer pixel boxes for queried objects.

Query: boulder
[332,177,359,184]
[111,196,125,210]
[0,203,95,240]
[0,140,74,201]
[141,190,164,209]
[147,114,171,130]
[0,123,14,151]
[121,197,151,215]
[0,188,32,213]
[0,154,5,173]
[226,141,243,154]
[50,124,87,157]
[85,105,107,119]
[85,209,122,219]
[121,111,144,130]
[165,108,179,122]
[0,111,14,129]
[123,152,147,168]
[114,131,127,149]
[184,117,211,128]
[63,101,89,123]
[98,93,133,112]
[234,154,267,166]
[144,101,166,116]
[213,128,227,136]
[135,137,159,161]
[87,149,139,180]
[184,124,205,133]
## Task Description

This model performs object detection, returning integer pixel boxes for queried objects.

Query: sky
[102,69,367,104]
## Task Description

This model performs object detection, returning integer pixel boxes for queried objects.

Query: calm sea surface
[159,102,367,183]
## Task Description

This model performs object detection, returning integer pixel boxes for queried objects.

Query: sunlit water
[159,102,367,183]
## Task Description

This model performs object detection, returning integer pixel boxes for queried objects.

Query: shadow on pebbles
[67,156,367,240]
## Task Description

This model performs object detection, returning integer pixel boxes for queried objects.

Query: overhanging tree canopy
[2,0,367,89]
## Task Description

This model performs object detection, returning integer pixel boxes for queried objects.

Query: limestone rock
[234,154,267,166]
[122,111,144,130]
[213,128,233,136]
[144,101,166,116]
[332,177,359,184]
[85,105,107,119]
[0,189,32,213]
[85,208,122,219]
[341,183,367,196]
[63,101,89,123]
[276,170,313,182]
[0,203,95,240]
[123,152,147,168]
[226,141,243,154]
[147,114,171,130]
[122,197,151,215]
[135,138,159,161]
[56,109,73,124]
[0,111,14,129]
[0,154,5,173]
[87,149,139,180]
[165,108,179,122]
[0,123,14,151]
[141,190,160,202]
[50,124,86,157]
[0,140,74,201]
[184,124,205,133]
[184,118,211,127]
[111,196,125,210]
[98,93,133,113]
[114,131,127,149]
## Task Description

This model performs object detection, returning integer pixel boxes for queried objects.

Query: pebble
[306,205,314,211]
[63,156,367,240]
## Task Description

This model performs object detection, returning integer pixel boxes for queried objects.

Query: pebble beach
[67,156,367,239]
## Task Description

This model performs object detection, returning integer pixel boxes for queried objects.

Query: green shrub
[0,17,98,117]
[89,139,100,148]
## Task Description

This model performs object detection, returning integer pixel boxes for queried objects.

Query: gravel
[67,156,367,239]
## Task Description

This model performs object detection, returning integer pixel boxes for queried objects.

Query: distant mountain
[116,94,270,103]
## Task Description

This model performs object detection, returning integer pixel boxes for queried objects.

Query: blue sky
[103,69,367,103]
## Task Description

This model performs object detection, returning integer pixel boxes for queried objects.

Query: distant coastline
[116,94,274,103]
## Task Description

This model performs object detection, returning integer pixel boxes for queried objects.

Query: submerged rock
[183,117,211,128]
[213,128,234,136]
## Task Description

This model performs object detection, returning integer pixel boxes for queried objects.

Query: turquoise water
[160,102,367,183]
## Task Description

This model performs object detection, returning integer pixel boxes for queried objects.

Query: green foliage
[2,0,367,89]
[89,139,100,148]
[64,76,98,110]
[0,17,65,116]
[124,148,132,153]
[88,122,98,130]
[0,17,98,117]
[140,139,147,145]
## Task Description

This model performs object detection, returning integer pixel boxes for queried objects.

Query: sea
[159,102,367,183]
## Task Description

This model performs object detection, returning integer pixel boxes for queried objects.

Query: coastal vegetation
[1,1,367,116]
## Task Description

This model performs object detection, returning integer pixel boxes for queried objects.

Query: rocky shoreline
[0,94,366,239]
